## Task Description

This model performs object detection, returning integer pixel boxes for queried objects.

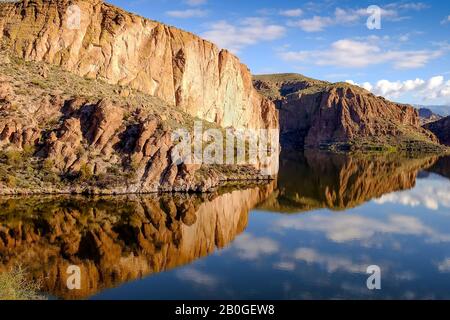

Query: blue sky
[108,0,450,109]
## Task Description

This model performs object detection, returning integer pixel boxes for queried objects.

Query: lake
[1,151,450,299]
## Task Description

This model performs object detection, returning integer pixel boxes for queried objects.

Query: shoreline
[0,177,276,196]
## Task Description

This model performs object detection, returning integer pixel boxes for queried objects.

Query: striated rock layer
[0,0,277,131]
[253,74,441,151]
[0,182,275,299]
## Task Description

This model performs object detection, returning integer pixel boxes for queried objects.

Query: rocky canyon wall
[0,0,277,130]
[253,74,441,151]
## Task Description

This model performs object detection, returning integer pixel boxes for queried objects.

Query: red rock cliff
[0,0,277,130]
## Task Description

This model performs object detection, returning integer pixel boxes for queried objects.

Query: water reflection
[260,151,439,213]
[0,183,275,299]
[1,153,450,299]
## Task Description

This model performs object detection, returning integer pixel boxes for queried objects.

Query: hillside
[418,108,443,125]
[0,0,279,194]
[253,73,445,152]
[424,116,450,146]
[0,0,278,131]
[0,46,272,194]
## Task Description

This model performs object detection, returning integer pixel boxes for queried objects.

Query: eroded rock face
[0,0,277,131]
[0,182,275,299]
[424,116,450,146]
[0,2,279,194]
[253,74,440,150]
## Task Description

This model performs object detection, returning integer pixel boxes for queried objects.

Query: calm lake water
[1,151,450,300]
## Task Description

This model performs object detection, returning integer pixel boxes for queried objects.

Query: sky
[108,0,450,111]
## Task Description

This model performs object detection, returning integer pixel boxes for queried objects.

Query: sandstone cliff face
[254,74,440,151]
[0,182,275,299]
[424,116,450,146]
[0,50,274,194]
[0,0,277,131]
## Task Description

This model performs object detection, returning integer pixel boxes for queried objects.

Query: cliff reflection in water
[1,152,449,299]
[260,151,440,213]
[0,183,275,299]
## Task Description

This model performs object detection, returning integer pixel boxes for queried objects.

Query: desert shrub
[5,150,22,166]
[79,163,93,182]
[6,175,16,188]
[22,145,35,157]
[42,159,54,172]
[0,266,46,300]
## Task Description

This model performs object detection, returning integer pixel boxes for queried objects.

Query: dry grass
[0,266,46,300]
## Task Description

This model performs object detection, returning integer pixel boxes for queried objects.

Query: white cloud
[202,18,285,53]
[386,2,430,11]
[231,233,279,260]
[294,248,367,273]
[289,16,333,32]
[437,258,450,272]
[289,3,429,33]
[279,38,443,69]
[375,179,450,211]
[177,268,219,287]
[275,213,450,243]
[166,9,208,18]
[185,0,207,6]
[441,15,450,25]
[273,261,296,271]
[348,76,450,103]
[279,8,303,17]
[289,7,399,32]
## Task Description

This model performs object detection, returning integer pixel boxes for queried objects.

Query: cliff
[0,0,279,194]
[424,116,450,146]
[0,0,277,131]
[0,51,277,194]
[253,73,443,152]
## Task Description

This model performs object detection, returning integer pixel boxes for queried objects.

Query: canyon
[0,0,278,194]
[253,74,445,152]
[0,0,277,131]
[0,0,448,196]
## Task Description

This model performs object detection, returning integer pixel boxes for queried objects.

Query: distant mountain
[418,108,444,125]
[253,73,445,152]
[415,105,450,117]
[424,116,450,146]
